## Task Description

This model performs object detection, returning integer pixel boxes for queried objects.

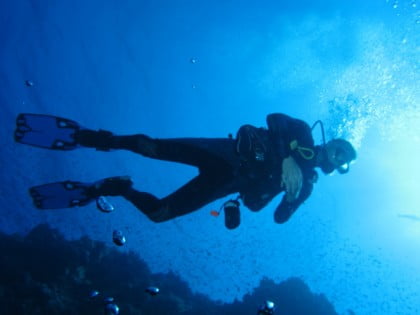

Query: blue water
[1,0,419,314]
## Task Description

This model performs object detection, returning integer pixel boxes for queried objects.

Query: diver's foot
[74,129,114,151]
[87,176,133,198]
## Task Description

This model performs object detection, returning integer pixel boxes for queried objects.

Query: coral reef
[0,224,338,314]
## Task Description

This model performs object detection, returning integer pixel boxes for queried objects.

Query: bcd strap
[289,140,315,160]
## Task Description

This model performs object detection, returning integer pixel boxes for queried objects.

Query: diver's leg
[76,129,236,169]
[122,172,235,222]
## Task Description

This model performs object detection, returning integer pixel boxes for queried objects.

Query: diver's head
[319,139,356,174]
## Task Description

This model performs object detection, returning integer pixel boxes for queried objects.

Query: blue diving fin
[14,113,82,150]
[29,176,133,210]
[29,181,95,209]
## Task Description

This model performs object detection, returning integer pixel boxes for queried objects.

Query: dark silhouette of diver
[14,113,356,229]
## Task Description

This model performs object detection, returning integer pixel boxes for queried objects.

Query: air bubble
[65,182,75,189]
[25,80,34,87]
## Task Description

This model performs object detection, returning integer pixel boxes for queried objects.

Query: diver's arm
[274,180,313,224]
[281,156,303,202]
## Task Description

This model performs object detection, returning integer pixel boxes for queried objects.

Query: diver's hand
[281,156,303,202]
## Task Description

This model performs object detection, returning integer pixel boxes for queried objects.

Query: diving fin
[15,113,82,150]
[29,176,133,210]
[29,181,94,209]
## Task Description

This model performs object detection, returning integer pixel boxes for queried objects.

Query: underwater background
[1,0,419,314]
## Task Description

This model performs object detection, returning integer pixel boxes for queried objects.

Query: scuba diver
[14,113,356,229]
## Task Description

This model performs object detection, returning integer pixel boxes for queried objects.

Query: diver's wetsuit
[109,135,242,222]
[86,113,318,225]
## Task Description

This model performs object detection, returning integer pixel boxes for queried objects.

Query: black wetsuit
[102,113,318,225]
